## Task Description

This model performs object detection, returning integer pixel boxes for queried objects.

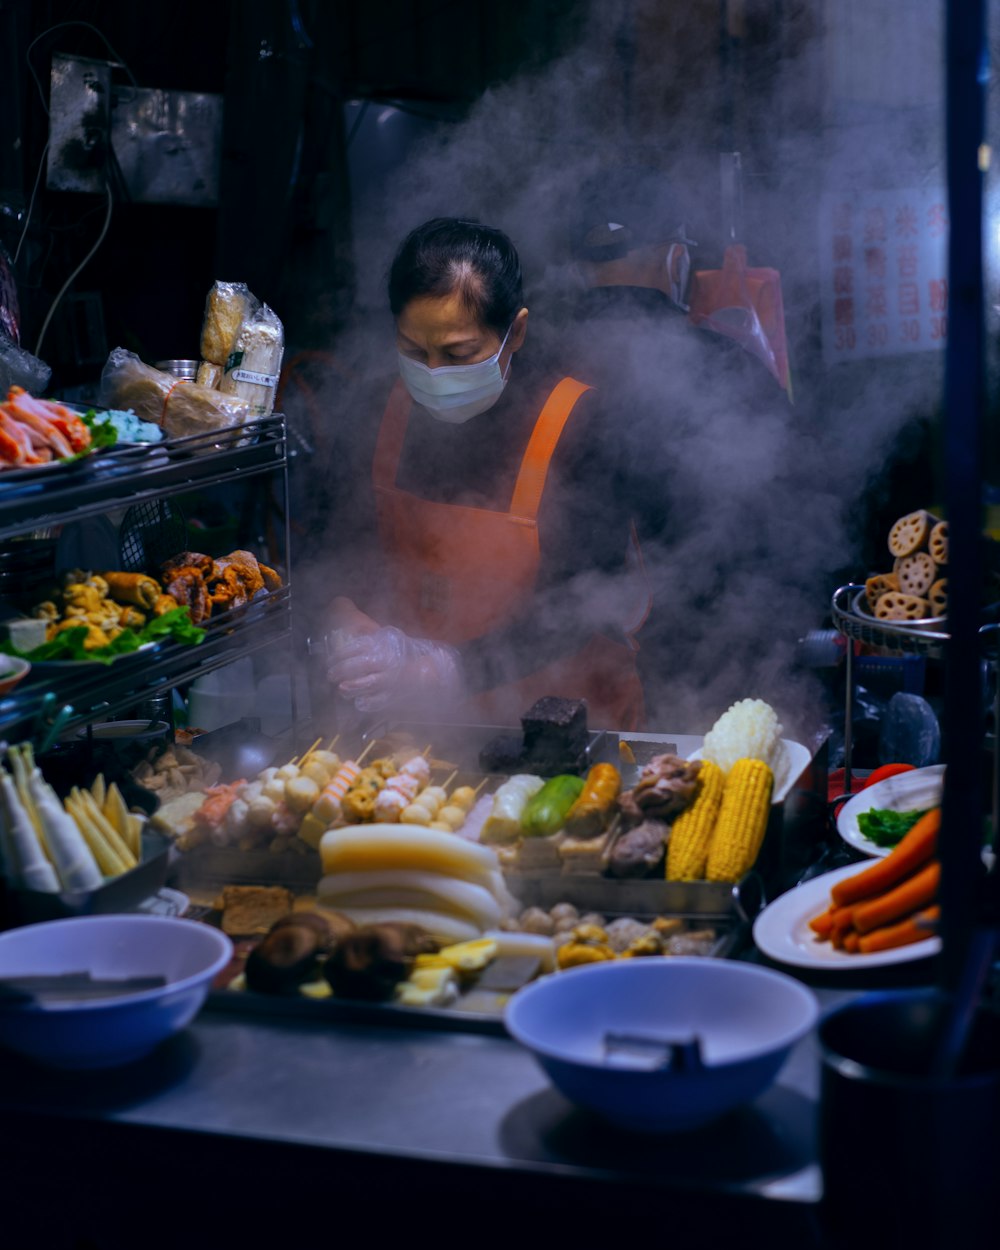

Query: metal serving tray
[199,909,742,1037]
[0,829,171,928]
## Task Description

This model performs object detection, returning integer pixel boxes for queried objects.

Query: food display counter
[0,606,967,1250]
[0,490,957,1250]
[0,987,849,1248]
[0,687,937,1250]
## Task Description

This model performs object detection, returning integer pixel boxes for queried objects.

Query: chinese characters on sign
[819,189,949,364]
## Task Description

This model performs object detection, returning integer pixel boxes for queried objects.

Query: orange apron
[372,377,647,729]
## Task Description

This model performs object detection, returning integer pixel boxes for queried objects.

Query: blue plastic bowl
[505,957,818,1133]
[0,915,232,1069]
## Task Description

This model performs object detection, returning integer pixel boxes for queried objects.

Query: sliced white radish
[333,906,479,945]
[482,928,556,972]
[319,823,500,889]
[317,869,501,928]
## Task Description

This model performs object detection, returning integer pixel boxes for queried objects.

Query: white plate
[837,765,944,858]
[752,861,940,969]
[687,739,810,805]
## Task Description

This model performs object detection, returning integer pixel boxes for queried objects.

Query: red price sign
[820,189,948,365]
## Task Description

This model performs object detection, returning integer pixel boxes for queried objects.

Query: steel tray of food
[0,744,171,928]
[148,698,825,1032]
[194,884,740,1035]
[2,830,171,927]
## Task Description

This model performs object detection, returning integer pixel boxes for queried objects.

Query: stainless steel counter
[0,988,863,1249]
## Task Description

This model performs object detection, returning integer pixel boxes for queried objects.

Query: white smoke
[294,1,951,739]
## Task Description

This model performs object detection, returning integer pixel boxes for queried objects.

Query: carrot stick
[843,931,861,953]
[809,907,835,937]
[830,908,856,949]
[857,905,941,954]
[830,808,940,908]
[852,860,940,934]
[831,924,855,951]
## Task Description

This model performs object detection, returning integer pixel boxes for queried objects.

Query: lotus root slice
[875,592,930,620]
[895,551,937,596]
[865,573,900,612]
[888,510,934,558]
[929,521,948,565]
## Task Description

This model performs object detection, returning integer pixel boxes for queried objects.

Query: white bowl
[0,916,231,1069]
[0,654,30,696]
[505,958,818,1133]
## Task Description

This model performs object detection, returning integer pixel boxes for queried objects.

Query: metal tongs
[603,1031,705,1073]
[0,972,167,1007]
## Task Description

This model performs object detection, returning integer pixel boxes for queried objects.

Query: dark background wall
[0,0,592,376]
[0,0,978,579]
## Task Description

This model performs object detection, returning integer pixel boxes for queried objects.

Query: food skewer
[299,736,323,763]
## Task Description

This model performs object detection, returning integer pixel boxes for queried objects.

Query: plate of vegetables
[753,850,941,970]
[837,764,944,858]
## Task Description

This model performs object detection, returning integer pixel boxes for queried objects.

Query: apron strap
[372,380,411,491]
[509,377,592,520]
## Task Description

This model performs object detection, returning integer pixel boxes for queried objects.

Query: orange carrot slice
[830,808,940,908]
[809,908,835,937]
[852,860,940,934]
[857,905,940,954]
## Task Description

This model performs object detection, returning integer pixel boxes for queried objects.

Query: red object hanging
[687,243,790,391]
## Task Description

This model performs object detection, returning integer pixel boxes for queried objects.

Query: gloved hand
[327,626,464,715]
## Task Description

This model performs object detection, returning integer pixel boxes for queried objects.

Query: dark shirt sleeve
[457,388,638,693]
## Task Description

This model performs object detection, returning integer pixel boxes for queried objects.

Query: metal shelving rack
[831,583,1000,834]
[0,415,293,747]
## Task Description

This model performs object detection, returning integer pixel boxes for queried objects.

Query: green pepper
[520,774,585,837]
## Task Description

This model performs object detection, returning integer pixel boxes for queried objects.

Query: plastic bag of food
[218,302,284,419]
[1,242,21,345]
[200,280,258,367]
[100,347,249,438]
[196,360,222,388]
[0,331,51,395]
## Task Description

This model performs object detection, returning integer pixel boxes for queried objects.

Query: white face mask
[397,325,513,424]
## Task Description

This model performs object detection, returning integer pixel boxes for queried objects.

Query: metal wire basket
[118,499,188,573]
[831,584,950,659]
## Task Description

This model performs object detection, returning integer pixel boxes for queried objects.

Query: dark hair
[388,217,523,335]
[571,166,696,261]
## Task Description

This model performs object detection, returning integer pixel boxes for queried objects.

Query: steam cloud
[296,2,948,740]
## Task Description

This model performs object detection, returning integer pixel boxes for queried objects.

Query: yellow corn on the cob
[666,759,725,880]
[705,758,773,883]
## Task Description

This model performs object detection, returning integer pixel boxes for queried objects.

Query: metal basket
[119,499,188,573]
[831,584,949,658]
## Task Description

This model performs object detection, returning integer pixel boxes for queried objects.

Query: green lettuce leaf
[81,409,119,449]
[856,807,929,848]
[0,606,205,664]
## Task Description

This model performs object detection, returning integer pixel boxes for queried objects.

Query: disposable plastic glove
[327,626,464,714]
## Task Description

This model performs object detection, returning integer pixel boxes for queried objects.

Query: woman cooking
[327,217,651,730]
